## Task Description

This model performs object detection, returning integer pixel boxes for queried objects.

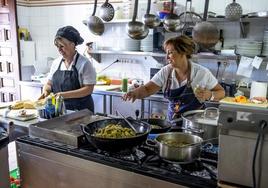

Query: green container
[121,78,128,92]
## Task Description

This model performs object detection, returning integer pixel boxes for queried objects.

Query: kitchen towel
[250,81,268,99]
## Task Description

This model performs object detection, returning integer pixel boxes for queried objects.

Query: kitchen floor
[8,141,18,172]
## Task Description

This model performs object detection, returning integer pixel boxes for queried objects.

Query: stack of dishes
[140,34,153,52]
[236,39,262,57]
[262,30,268,56]
[124,37,140,51]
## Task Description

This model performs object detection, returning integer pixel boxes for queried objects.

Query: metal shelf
[91,50,238,60]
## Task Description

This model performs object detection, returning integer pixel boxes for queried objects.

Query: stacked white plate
[140,34,153,52]
[124,37,140,51]
[236,39,263,57]
[262,30,268,56]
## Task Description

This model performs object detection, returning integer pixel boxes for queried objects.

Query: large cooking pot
[181,107,219,140]
[140,118,172,134]
[150,132,203,162]
[81,118,151,152]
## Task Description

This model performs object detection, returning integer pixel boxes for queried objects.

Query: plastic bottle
[121,73,128,92]
[45,96,55,119]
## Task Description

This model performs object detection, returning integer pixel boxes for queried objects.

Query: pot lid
[182,108,219,126]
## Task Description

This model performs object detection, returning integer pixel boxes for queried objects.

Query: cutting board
[0,109,38,121]
[220,97,268,108]
[95,85,121,91]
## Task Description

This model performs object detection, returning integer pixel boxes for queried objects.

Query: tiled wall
[17,1,268,83]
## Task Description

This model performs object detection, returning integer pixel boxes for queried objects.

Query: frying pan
[140,119,172,134]
[81,118,151,152]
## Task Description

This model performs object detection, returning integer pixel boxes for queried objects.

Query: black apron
[51,53,94,113]
[164,68,202,121]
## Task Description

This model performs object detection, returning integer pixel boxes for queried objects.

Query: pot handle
[145,139,158,148]
[204,107,219,119]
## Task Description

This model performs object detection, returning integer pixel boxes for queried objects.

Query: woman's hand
[38,90,50,100]
[122,91,138,103]
[194,86,212,102]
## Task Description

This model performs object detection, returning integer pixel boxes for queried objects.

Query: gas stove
[16,135,217,188]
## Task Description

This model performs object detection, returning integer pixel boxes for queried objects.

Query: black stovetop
[17,136,218,188]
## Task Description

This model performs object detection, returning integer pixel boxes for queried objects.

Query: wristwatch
[210,91,215,101]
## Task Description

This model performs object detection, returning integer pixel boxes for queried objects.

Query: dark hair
[55,26,84,46]
[163,35,195,59]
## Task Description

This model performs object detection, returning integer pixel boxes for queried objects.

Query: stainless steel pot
[181,107,219,140]
[152,132,203,163]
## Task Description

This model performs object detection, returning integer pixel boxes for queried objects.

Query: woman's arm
[122,81,161,102]
[195,83,225,102]
[55,84,94,99]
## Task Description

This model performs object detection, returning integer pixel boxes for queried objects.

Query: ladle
[116,110,140,134]
[142,0,161,29]
[99,0,115,22]
[163,0,181,32]
[87,0,105,36]
[127,0,149,40]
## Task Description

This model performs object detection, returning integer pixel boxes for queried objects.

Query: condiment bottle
[45,96,55,119]
[121,73,128,92]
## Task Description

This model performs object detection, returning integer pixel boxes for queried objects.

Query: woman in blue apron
[40,26,96,113]
[122,35,225,121]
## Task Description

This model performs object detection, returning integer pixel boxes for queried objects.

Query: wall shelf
[91,50,238,60]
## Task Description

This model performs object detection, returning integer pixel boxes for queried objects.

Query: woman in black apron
[122,35,225,121]
[40,26,96,113]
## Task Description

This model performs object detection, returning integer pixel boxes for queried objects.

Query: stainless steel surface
[29,109,96,147]
[87,0,104,35]
[163,0,181,32]
[142,0,160,29]
[181,109,219,139]
[16,141,186,188]
[99,0,114,22]
[127,0,149,40]
[0,145,9,188]
[218,104,268,187]
[247,11,268,18]
[192,21,219,49]
[154,132,203,162]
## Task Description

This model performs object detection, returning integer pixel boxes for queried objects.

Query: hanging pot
[192,21,219,49]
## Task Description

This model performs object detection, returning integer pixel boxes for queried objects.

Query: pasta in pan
[94,124,136,139]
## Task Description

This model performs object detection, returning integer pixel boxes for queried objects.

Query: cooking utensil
[81,118,151,152]
[116,110,141,134]
[149,132,203,162]
[141,118,172,134]
[163,0,181,32]
[135,109,171,134]
[181,108,219,140]
[192,21,219,49]
[225,0,243,21]
[99,0,115,22]
[142,0,160,29]
[127,0,149,40]
[87,0,105,35]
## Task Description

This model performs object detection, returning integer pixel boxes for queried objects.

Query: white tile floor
[8,141,18,172]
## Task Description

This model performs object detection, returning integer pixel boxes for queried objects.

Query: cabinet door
[92,93,106,114]
[20,85,42,100]
[0,0,20,102]
[111,96,141,118]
